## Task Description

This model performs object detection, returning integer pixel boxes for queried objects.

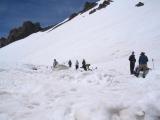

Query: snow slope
[0,0,160,66]
[0,0,160,120]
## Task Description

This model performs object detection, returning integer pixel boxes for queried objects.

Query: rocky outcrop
[69,13,79,20]
[89,0,113,14]
[89,9,97,14]
[0,21,42,48]
[0,37,7,48]
[81,2,98,13]
[68,2,97,20]
[7,21,42,42]
[97,0,113,10]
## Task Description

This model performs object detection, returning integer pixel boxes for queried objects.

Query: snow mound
[53,64,69,71]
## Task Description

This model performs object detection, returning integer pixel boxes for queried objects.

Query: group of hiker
[129,52,149,78]
[53,52,149,77]
[53,59,91,71]
[68,60,79,70]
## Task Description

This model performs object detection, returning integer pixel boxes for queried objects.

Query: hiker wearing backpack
[129,51,136,74]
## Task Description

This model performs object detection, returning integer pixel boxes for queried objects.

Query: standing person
[68,60,72,67]
[82,59,87,71]
[129,52,136,74]
[135,52,149,78]
[75,60,79,70]
[53,59,58,68]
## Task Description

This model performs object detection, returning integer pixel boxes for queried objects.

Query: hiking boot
[142,74,145,78]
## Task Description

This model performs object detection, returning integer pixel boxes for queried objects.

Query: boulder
[135,2,144,7]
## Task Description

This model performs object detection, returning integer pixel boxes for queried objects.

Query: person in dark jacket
[68,60,72,67]
[53,59,58,68]
[135,52,149,78]
[139,52,148,65]
[129,52,136,74]
[82,59,87,71]
[75,60,79,70]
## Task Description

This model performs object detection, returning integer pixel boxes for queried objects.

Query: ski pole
[152,58,154,70]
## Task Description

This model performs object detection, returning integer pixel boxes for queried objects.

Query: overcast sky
[0,0,97,37]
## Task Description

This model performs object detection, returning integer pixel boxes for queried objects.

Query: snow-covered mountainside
[0,0,160,66]
[0,0,160,120]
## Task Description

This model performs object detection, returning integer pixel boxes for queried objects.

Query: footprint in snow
[27,105,34,109]
[0,69,6,72]
[70,88,77,92]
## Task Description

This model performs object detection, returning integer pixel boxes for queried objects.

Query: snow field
[0,0,160,119]
[0,64,160,120]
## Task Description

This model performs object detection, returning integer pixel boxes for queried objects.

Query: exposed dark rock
[8,21,42,42]
[49,20,69,32]
[81,2,97,13]
[97,0,113,10]
[89,9,97,14]
[0,37,7,48]
[135,2,144,7]
[41,25,56,32]
[0,21,42,48]
[69,13,78,20]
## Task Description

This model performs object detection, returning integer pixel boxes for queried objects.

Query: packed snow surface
[0,0,160,120]
[0,64,160,120]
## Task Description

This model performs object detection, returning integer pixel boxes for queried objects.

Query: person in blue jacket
[135,52,149,78]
